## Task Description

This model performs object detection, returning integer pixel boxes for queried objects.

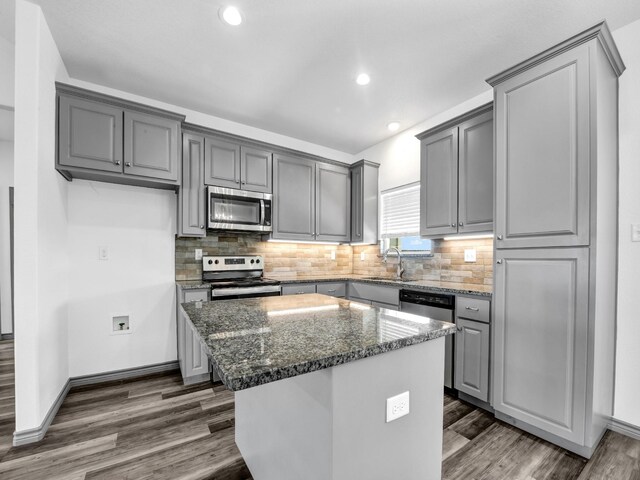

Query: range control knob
[214,259,219,265]
[208,259,213,265]
[256,259,261,264]
[250,259,255,264]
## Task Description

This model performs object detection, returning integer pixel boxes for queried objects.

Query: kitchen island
[181,294,455,480]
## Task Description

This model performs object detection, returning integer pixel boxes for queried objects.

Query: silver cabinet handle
[115,160,121,165]
[497,235,503,240]
[465,306,480,312]
[125,162,131,167]
[296,291,305,294]
[200,225,205,229]
[451,223,456,228]
[459,222,463,226]
[496,259,503,264]
[327,289,336,293]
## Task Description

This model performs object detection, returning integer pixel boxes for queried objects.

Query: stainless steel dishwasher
[400,290,455,388]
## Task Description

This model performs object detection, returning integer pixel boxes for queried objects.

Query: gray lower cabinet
[316,162,350,242]
[178,133,206,237]
[316,282,347,298]
[56,84,184,189]
[454,317,490,403]
[348,282,400,309]
[417,104,493,238]
[350,160,379,244]
[281,283,317,295]
[493,248,589,444]
[176,286,211,384]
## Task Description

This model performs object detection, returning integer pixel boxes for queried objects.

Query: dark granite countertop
[266,274,492,297]
[181,294,455,391]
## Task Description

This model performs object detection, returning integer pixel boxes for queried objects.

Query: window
[380,182,432,255]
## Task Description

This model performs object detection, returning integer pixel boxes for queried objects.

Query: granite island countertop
[181,293,455,391]
[177,275,492,297]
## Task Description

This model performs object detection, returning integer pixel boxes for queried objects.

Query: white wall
[0,35,14,108]
[66,181,176,377]
[0,140,13,335]
[13,0,70,432]
[613,19,640,428]
[354,90,493,191]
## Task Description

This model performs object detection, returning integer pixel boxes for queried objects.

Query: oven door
[208,186,272,232]
[210,285,281,300]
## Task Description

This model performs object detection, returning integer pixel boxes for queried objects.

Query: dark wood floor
[0,338,638,479]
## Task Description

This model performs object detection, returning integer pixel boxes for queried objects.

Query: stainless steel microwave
[207,186,272,232]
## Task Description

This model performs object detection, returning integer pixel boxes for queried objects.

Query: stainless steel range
[202,255,281,299]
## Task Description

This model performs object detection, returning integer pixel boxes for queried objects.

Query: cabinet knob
[451,223,456,228]
[125,162,131,167]
[459,222,463,226]
[200,225,204,229]
[497,235,503,240]
[115,160,121,166]
[496,259,503,264]
[456,326,463,332]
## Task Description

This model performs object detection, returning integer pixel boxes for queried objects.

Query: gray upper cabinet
[204,139,273,193]
[204,137,241,189]
[493,247,589,443]
[419,127,458,237]
[273,154,316,240]
[458,111,494,233]
[58,95,123,173]
[350,160,379,244]
[56,84,184,190]
[417,104,493,238]
[178,132,206,237]
[494,47,590,249]
[124,110,179,181]
[241,146,272,193]
[316,162,350,242]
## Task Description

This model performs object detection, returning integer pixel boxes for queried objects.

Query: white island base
[235,337,445,480]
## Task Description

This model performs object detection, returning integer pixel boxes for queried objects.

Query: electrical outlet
[360,251,366,261]
[386,391,410,422]
[330,250,336,260]
[464,249,477,262]
[195,249,203,260]
[98,246,108,261]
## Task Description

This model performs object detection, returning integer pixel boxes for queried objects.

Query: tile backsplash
[176,234,493,286]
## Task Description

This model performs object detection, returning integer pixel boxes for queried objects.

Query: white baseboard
[609,417,640,441]
[12,360,180,447]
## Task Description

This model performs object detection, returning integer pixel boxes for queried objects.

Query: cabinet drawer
[456,296,490,323]
[348,282,399,306]
[184,289,209,303]
[282,283,317,295]
[317,282,346,297]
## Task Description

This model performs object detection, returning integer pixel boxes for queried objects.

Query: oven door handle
[260,199,265,226]
[211,285,281,297]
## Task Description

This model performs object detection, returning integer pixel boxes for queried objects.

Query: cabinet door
[316,162,350,242]
[458,111,493,234]
[241,146,272,193]
[420,128,458,237]
[183,289,209,303]
[123,111,179,181]
[281,283,317,295]
[493,247,588,443]
[350,165,363,242]
[177,308,186,378]
[204,137,241,188]
[178,134,206,237]
[494,46,590,248]
[185,318,209,379]
[58,95,123,173]
[272,154,316,240]
[454,318,490,402]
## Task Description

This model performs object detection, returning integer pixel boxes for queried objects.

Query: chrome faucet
[383,247,405,281]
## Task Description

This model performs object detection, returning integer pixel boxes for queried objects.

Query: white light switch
[386,391,410,422]
[464,249,477,262]
[632,224,640,242]
[195,249,203,260]
[330,250,336,260]
[98,246,108,261]
[360,252,366,261]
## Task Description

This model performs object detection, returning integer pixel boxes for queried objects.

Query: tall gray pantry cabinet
[488,22,624,458]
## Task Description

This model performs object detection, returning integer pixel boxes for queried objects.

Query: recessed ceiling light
[387,122,400,132]
[356,73,370,86]
[220,6,242,26]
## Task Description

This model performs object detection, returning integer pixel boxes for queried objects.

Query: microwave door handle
[260,199,265,225]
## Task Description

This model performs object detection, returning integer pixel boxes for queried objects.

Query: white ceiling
[1,0,640,154]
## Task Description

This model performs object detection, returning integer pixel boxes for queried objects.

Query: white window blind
[380,183,421,239]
